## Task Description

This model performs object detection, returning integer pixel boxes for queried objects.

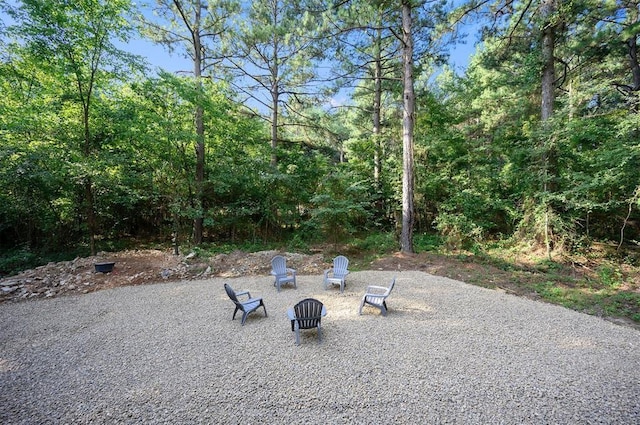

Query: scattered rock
[0,249,328,303]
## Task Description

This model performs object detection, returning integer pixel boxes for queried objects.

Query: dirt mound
[0,249,327,303]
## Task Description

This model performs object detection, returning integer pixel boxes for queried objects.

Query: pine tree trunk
[270,5,280,168]
[400,0,415,254]
[193,0,205,245]
[541,0,557,259]
[373,26,383,217]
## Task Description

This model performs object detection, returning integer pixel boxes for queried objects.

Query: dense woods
[1,0,639,264]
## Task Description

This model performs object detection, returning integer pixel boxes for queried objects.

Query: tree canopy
[1,0,639,261]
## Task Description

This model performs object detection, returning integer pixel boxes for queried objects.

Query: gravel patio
[1,271,639,424]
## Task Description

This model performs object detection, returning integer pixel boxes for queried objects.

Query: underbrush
[467,241,640,325]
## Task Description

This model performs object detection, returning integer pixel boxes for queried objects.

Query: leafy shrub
[352,232,396,253]
[597,264,623,289]
[434,212,484,250]
[413,233,442,252]
[0,248,41,276]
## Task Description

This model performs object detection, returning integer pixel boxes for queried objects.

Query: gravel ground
[1,271,639,424]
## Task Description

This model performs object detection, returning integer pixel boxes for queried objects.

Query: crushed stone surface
[1,271,638,424]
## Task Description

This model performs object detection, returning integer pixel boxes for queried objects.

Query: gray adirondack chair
[290,298,324,345]
[358,277,396,316]
[270,255,297,292]
[323,255,349,293]
[224,283,267,326]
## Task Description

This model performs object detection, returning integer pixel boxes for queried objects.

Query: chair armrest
[364,285,387,295]
[365,285,387,291]
[287,308,296,320]
[323,269,331,277]
[286,268,296,274]
[236,290,251,298]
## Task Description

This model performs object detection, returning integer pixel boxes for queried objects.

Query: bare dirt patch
[0,249,329,302]
[0,249,533,303]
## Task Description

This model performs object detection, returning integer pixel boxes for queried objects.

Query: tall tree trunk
[194,101,205,245]
[82,98,97,255]
[271,82,279,168]
[540,0,555,122]
[84,179,96,256]
[193,0,205,245]
[373,26,382,185]
[400,0,415,254]
[373,25,384,217]
[541,0,557,258]
[270,4,280,168]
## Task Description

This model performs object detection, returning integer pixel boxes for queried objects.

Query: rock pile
[0,249,327,303]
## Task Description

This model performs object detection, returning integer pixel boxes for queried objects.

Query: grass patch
[472,242,640,325]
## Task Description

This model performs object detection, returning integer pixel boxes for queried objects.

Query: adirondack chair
[323,255,349,293]
[270,255,297,292]
[288,298,325,345]
[224,283,268,326]
[358,277,396,316]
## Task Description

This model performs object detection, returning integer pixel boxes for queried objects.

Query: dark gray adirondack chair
[224,283,267,326]
[291,298,324,345]
[358,277,396,316]
[270,255,297,292]
[323,255,349,293]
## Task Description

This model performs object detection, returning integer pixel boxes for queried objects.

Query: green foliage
[413,233,442,252]
[596,264,624,289]
[1,0,640,262]
[306,168,371,245]
[350,232,397,253]
[601,291,640,322]
[0,248,42,276]
[434,212,484,250]
[534,281,568,302]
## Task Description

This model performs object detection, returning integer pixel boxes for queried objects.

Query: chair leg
[317,324,322,343]
[358,299,365,315]
[262,302,268,317]
[241,311,249,326]
[232,306,240,320]
[294,324,300,345]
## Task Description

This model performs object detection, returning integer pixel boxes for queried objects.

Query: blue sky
[132,34,478,76]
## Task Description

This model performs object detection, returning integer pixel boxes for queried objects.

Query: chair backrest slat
[271,255,286,273]
[385,278,396,295]
[334,255,348,272]
[294,298,323,329]
[224,283,239,304]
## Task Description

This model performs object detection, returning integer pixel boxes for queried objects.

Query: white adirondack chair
[358,277,396,316]
[270,255,297,292]
[323,255,350,293]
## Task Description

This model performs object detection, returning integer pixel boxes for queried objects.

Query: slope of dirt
[0,249,328,302]
[0,248,558,302]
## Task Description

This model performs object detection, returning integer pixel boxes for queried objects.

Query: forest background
[1,1,639,322]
